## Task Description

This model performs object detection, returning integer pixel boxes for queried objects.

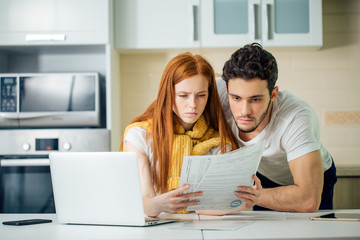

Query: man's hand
[235,174,262,209]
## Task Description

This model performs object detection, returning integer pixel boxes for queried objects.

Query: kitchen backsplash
[117,0,360,166]
[325,110,360,125]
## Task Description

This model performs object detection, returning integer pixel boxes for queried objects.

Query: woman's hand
[235,174,262,209]
[148,185,202,216]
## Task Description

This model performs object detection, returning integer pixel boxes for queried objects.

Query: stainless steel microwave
[0,73,101,128]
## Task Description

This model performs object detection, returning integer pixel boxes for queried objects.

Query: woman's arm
[125,141,202,217]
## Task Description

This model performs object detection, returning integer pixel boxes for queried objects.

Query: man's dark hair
[222,43,278,94]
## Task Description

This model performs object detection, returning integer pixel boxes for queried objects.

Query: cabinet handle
[191,1,199,42]
[251,1,261,41]
[264,3,274,40]
[25,34,66,42]
[0,159,50,167]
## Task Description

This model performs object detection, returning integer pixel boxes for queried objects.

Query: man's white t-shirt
[217,78,333,186]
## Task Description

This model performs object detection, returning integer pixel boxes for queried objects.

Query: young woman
[120,53,262,217]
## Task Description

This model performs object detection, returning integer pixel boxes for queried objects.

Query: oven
[0,129,109,213]
[0,155,55,213]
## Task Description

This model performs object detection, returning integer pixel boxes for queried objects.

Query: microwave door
[20,75,72,112]
[17,74,99,127]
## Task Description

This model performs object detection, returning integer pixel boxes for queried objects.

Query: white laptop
[49,152,175,226]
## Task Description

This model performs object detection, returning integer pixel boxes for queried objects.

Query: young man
[217,43,337,212]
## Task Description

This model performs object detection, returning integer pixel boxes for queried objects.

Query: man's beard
[235,99,271,133]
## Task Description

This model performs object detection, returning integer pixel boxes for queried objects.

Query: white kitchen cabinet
[201,0,259,47]
[115,0,200,49]
[0,0,109,45]
[201,0,322,48]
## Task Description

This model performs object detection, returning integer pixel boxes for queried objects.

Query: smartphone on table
[310,213,360,222]
[2,219,52,226]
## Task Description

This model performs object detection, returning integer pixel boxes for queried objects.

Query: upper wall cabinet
[115,0,200,49]
[201,0,322,48]
[0,0,109,46]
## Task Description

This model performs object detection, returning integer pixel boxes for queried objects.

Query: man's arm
[256,150,323,212]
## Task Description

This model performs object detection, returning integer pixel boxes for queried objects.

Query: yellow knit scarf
[122,115,222,191]
[169,115,222,191]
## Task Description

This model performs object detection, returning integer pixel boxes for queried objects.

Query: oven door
[0,155,55,213]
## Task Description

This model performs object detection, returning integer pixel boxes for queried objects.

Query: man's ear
[271,86,279,101]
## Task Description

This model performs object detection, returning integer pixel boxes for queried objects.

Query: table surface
[1,209,360,240]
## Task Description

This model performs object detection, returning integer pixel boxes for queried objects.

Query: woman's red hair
[120,53,238,193]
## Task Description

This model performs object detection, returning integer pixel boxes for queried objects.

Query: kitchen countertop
[336,164,360,177]
[1,210,360,240]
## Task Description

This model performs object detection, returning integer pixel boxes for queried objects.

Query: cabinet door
[0,0,108,45]
[115,0,200,49]
[201,0,322,48]
[261,0,322,47]
[201,0,261,48]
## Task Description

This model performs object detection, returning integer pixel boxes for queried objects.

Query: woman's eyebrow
[176,90,208,94]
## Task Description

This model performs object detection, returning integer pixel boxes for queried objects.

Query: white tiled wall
[114,0,360,166]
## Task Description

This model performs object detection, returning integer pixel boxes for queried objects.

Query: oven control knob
[22,143,31,151]
[63,142,71,151]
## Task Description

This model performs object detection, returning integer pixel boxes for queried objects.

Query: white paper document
[179,142,265,211]
[169,220,253,231]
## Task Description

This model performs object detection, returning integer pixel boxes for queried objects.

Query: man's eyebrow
[249,95,265,98]
[228,92,239,97]
[228,93,265,98]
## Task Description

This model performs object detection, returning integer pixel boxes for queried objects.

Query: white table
[1,210,360,240]
[0,213,201,240]
[199,209,360,239]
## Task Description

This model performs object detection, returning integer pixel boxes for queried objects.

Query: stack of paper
[179,142,265,211]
